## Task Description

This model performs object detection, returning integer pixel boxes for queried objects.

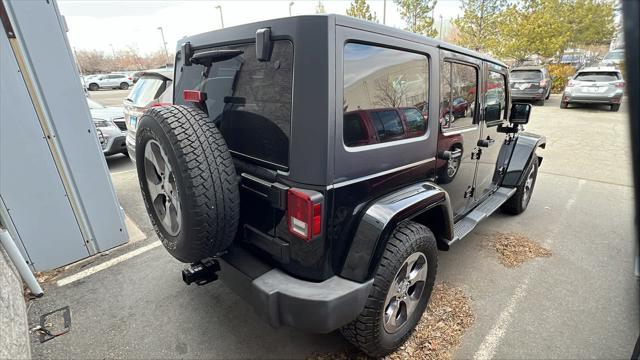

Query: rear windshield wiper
[190,49,244,67]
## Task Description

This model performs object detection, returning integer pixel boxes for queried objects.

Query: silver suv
[561,67,625,111]
[86,73,134,91]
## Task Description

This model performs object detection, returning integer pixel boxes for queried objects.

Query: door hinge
[464,186,475,198]
[471,148,482,160]
[498,166,506,175]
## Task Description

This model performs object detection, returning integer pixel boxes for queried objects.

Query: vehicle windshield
[510,70,542,80]
[604,51,624,60]
[127,76,166,106]
[86,98,105,109]
[574,71,620,82]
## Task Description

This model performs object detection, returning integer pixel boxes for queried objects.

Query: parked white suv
[86,73,134,91]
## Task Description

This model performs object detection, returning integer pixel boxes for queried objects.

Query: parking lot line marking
[56,241,161,287]
[473,179,585,360]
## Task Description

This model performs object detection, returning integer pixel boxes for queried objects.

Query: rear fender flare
[501,132,546,187]
[339,182,453,283]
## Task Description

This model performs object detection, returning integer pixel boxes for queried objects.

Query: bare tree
[374,77,408,108]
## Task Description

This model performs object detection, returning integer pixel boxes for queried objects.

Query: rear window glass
[574,72,620,82]
[177,41,293,169]
[128,77,166,106]
[510,70,542,80]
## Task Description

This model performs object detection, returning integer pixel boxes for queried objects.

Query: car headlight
[93,118,113,128]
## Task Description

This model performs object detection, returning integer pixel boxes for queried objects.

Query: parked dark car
[123,69,173,161]
[561,66,625,111]
[134,15,545,357]
[509,66,552,105]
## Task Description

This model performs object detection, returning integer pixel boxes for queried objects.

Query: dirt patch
[309,283,474,360]
[35,267,64,283]
[486,232,552,268]
[386,283,474,360]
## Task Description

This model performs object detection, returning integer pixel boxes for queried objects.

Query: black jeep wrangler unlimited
[135,15,545,357]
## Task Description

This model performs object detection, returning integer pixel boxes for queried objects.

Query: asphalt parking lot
[28,94,638,359]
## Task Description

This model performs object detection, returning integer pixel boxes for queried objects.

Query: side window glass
[343,43,429,147]
[401,108,427,135]
[440,61,477,130]
[371,110,404,142]
[486,71,507,122]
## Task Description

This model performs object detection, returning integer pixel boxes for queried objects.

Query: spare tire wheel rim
[383,252,428,333]
[144,139,182,236]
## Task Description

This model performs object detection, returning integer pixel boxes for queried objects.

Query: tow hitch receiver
[182,258,220,286]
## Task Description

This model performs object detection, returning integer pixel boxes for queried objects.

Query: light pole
[215,5,224,28]
[289,1,294,16]
[383,0,386,25]
[439,15,443,40]
[157,26,170,66]
[109,43,116,58]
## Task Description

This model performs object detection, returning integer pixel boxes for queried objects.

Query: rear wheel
[88,83,99,91]
[610,104,620,112]
[545,89,551,100]
[536,99,545,106]
[502,156,538,215]
[341,222,437,357]
[560,101,568,109]
[120,82,129,90]
[136,105,239,262]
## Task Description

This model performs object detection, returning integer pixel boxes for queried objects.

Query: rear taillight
[567,80,575,87]
[539,79,547,87]
[615,81,625,89]
[183,90,206,102]
[128,77,132,81]
[287,189,322,241]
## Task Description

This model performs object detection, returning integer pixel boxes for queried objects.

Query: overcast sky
[58,0,463,55]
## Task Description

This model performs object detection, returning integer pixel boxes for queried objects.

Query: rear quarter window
[128,76,167,106]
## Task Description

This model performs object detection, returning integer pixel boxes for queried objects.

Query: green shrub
[548,64,576,93]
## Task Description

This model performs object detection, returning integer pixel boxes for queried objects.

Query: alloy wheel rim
[144,140,182,236]
[447,156,460,178]
[383,252,428,333]
[522,164,536,208]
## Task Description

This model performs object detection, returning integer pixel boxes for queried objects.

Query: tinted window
[440,61,477,129]
[574,71,620,82]
[604,51,624,60]
[343,43,429,147]
[344,112,367,147]
[402,108,427,133]
[127,76,166,107]
[510,70,542,80]
[371,110,404,141]
[177,41,293,169]
[487,71,507,121]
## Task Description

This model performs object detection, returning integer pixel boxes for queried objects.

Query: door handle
[477,137,495,148]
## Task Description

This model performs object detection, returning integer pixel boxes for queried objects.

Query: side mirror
[484,103,502,122]
[510,103,531,124]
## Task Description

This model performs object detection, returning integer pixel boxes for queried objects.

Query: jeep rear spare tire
[136,105,239,263]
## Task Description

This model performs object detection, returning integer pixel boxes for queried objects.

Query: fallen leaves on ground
[309,283,474,360]
[35,267,64,283]
[386,283,474,360]
[487,232,552,268]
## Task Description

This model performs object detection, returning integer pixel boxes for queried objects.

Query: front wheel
[341,222,438,357]
[502,156,538,215]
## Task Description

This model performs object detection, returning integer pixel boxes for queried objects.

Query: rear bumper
[563,94,623,104]
[219,247,373,333]
[511,93,545,101]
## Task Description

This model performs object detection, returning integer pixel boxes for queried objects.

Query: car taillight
[539,79,547,87]
[183,90,206,102]
[287,188,322,241]
[615,81,625,89]
[567,80,575,87]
